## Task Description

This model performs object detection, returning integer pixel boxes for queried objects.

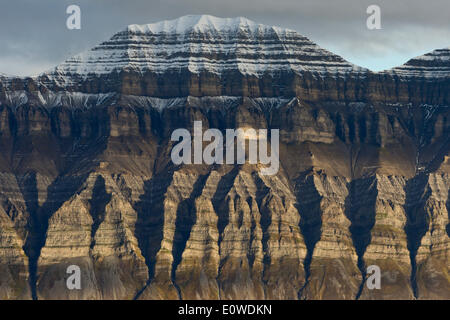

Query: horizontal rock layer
[2,69,449,106]
[0,96,448,300]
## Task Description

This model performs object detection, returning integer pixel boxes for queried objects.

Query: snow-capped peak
[127,14,276,34]
[44,14,365,84]
[387,47,450,78]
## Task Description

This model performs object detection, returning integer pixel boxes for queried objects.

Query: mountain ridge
[1,15,448,79]
[0,15,448,106]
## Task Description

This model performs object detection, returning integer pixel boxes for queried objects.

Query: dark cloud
[1,0,449,75]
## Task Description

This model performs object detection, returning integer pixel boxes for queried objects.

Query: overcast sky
[1,0,449,76]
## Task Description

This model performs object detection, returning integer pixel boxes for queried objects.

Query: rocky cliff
[0,15,448,300]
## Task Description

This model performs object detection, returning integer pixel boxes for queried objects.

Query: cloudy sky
[1,0,449,76]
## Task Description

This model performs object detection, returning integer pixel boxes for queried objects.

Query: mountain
[50,15,363,78]
[0,15,448,300]
[388,47,450,78]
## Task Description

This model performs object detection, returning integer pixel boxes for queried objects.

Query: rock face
[0,15,448,300]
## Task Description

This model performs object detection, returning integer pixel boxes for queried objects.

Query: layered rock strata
[0,15,448,300]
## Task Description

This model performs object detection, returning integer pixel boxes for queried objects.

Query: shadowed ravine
[404,174,431,299]
[345,177,377,300]
[295,173,323,299]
